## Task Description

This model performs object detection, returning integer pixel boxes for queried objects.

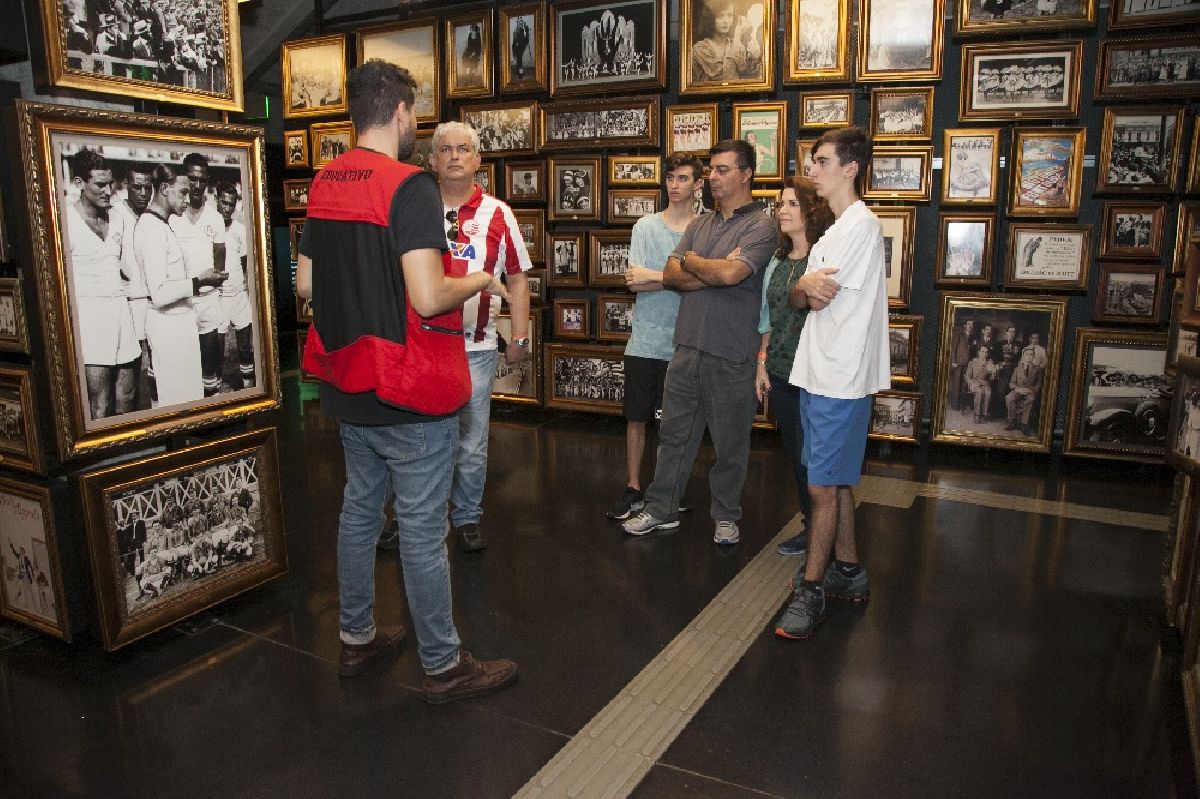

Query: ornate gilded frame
[869,87,935,141]
[1095,106,1184,195]
[0,278,31,354]
[357,19,441,126]
[679,0,776,95]
[799,91,853,130]
[1004,223,1092,291]
[857,0,945,82]
[666,103,719,156]
[1176,203,1200,275]
[309,121,355,171]
[281,34,347,119]
[283,130,309,169]
[500,3,548,94]
[445,10,494,100]
[283,178,312,213]
[956,0,1095,35]
[941,128,1001,206]
[784,0,851,84]
[0,365,42,475]
[1008,127,1086,218]
[608,156,661,187]
[863,146,933,202]
[935,213,995,288]
[733,101,788,182]
[959,41,1083,122]
[539,96,660,152]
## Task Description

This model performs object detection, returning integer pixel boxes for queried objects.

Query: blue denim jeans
[450,348,498,528]
[338,419,461,672]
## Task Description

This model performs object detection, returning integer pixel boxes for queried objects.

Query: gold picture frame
[1004,223,1092,291]
[0,277,31,354]
[959,40,1083,122]
[284,130,309,169]
[1175,203,1200,275]
[666,103,719,156]
[784,0,851,84]
[870,205,916,309]
[445,10,494,100]
[869,87,935,141]
[888,315,923,385]
[956,0,1096,35]
[1095,106,1184,195]
[609,156,662,187]
[309,121,355,171]
[539,96,660,152]
[864,146,933,202]
[0,365,44,475]
[1185,240,1200,328]
[1094,264,1164,326]
[935,213,995,288]
[941,128,1001,206]
[493,311,543,404]
[795,138,818,177]
[460,101,538,157]
[1108,0,1200,30]
[608,189,661,225]
[799,91,853,130]
[548,157,602,222]
[283,179,312,213]
[1100,202,1165,261]
[549,0,667,97]
[1188,124,1200,195]
[500,3,548,94]
[357,19,441,126]
[857,0,945,82]
[1096,35,1200,102]
[733,101,788,182]
[553,297,591,340]
[543,343,625,414]
[1008,127,1086,218]
[281,34,347,119]
[869,390,922,443]
[679,0,776,95]
[0,475,70,640]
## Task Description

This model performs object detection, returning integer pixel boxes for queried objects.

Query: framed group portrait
[784,0,851,84]
[1063,328,1170,463]
[1096,36,1200,101]
[932,293,1069,453]
[941,129,1001,206]
[598,294,636,342]
[357,20,440,126]
[547,231,586,287]
[800,91,853,130]
[543,343,625,414]
[1108,0,1200,29]
[282,178,311,213]
[445,10,493,100]
[493,311,542,405]
[959,41,1083,122]
[553,297,590,340]
[550,0,666,97]
[936,213,995,288]
[1100,202,1165,260]
[955,0,1095,35]
[1167,356,1200,477]
[1008,127,1086,217]
[34,0,243,111]
[1004,223,1091,291]
[0,476,69,640]
[309,121,354,171]
[870,206,916,309]
[460,101,538,157]
[679,0,776,95]
[608,190,661,224]
[548,157,601,222]
[539,97,660,151]
[283,130,309,169]
[0,366,43,475]
[733,102,787,182]
[79,428,288,650]
[1094,264,1164,326]
[505,160,546,203]
[869,390,922,444]
[609,156,661,187]
[512,209,545,262]
[888,315,923,385]
[666,103,719,156]
[500,4,547,94]
[869,87,934,141]
[1095,107,1184,195]
[589,230,633,287]
[864,146,933,202]
[281,34,347,119]
[0,278,31,354]
[15,100,281,461]
[857,0,945,82]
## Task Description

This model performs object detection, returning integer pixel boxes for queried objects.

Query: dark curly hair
[773,175,834,259]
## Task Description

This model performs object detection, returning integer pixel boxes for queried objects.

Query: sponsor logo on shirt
[448,241,477,259]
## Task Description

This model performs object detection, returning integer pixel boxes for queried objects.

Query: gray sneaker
[774,585,826,640]
[822,563,870,603]
[622,511,680,536]
[713,520,740,545]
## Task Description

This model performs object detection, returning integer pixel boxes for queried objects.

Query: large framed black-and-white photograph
[869,390,922,443]
[956,0,1095,35]
[79,429,287,651]
[548,157,601,222]
[1094,264,1164,326]
[888,315,923,384]
[281,34,347,119]
[1004,223,1091,291]
[589,229,633,287]
[357,20,440,126]
[493,311,542,404]
[539,97,659,152]
[960,41,1083,121]
[15,100,281,461]
[936,213,995,288]
[501,4,548,93]
[0,278,31,354]
[460,102,538,157]
[36,0,243,110]
[1096,107,1184,195]
[1109,0,1200,30]
[550,0,666,97]
[544,343,625,414]
[547,232,586,287]
[784,0,851,84]
[941,128,1001,206]
[445,10,493,100]
[1096,36,1200,101]
[0,366,43,475]
[680,0,776,95]
[0,476,70,640]
[857,0,944,82]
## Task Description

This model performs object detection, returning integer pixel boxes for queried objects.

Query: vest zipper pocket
[420,322,461,335]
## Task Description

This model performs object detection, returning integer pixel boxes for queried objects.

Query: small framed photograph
[284,130,309,169]
[79,429,288,650]
[1063,328,1170,463]
[598,293,636,342]
[857,0,945,82]
[869,390,922,443]
[752,188,780,217]
[1187,125,1200,195]
[1004,223,1091,291]
[795,138,819,176]
[460,102,538,156]
[500,4,548,94]
[871,206,916,309]
[0,278,31,354]
[547,232,586,287]
[358,20,440,125]
[1174,203,1200,275]
[309,121,354,170]
[960,41,1083,121]
[544,343,625,414]
[800,92,853,130]
[553,298,591,340]
[941,128,1001,206]
[1168,284,1197,376]
[548,157,601,222]
[588,230,633,287]
[1167,356,1200,476]
[550,0,666,97]
[282,34,348,119]
[666,103,719,156]
[956,0,1096,35]
[445,10,493,100]
[864,146,933,201]
[525,268,547,305]
[733,102,788,182]
[0,476,69,640]
[540,97,660,151]
[288,219,305,264]
[494,311,543,404]
[679,0,776,95]
[1094,264,1164,326]
[1096,36,1200,101]
[403,129,434,171]
[512,209,545,262]
[474,163,497,196]
[784,0,851,84]
[1008,127,1086,217]
[505,161,546,202]
[932,293,1069,453]
[1101,202,1166,260]
[283,179,312,213]
[888,315,923,384]
[1096,107,1184,195]
[609,190,661,225]
[936,213,995,287]
[869,87,934,141]
[609,156,662,187]
[0,366,43,475]
[296,290,313,326]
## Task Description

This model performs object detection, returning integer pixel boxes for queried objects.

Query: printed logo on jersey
[462,219,483,237]
[448,241,477,259]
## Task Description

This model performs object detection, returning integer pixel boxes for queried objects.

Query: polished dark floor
[0,366,1194,798]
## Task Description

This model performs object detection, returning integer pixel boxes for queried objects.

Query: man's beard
[396,124,416,162]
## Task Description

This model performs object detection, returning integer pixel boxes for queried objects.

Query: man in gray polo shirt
[623,139,777,545]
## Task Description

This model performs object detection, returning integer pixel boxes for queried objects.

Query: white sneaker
[622,511,680,536]
[713,520,740,545]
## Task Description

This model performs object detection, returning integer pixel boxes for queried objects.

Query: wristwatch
[511,337,529,347]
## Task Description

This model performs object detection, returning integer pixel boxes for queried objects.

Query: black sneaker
[774,585,826,640]
[377,519,399,552]
[607,487,645,520]
[822,563,870,603]
[457,522,486,553]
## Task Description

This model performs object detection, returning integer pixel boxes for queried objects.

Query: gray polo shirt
[670,201,777,362]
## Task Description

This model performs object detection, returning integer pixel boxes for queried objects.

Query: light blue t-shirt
[625,214,684,362]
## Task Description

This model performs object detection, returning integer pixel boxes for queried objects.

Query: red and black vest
[301,148,470,416]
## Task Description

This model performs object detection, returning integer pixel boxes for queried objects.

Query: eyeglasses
[445,209,459,241]
[773,199,801,209]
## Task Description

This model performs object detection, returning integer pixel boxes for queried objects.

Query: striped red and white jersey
[444,185,533,351]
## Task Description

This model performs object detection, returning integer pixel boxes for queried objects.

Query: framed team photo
[679,0,776,95]
[1096,36,1200,101]
[15,100,281,461]
[956,0,1095,35]
[1094,264,1164,326]
[932,293,1068,453]
[800,91,852,130]
[512,208,545,262]
[733,102,787,181]
[608,190,661,224]
[959,41,1083,122]
[548,157,601,222]
[474,163,497,196]
[539,96,659,152]
[34,0,243,111]
[666,103,719,156]
[553,298,591,340]
[505,161,546,203]
[1095,107,1184,195]
[870,205,916,309]
[357,20,440,125]
[79,428,288,651]
[1064,328,1170,463]
[597,294,636,342]
[0,476,69,640]
[1167,356,1200,477]
[936,213,995,288]
[1004,223,1091,291]
[864,146,932,202]
[283,179,312,212]
[0,278,31,354]
[550,0,666,97]
[857,0,945,82]
[281,34,347,119]
[283,130,309,169]
[941,128,1001,206]
[500,4,547,93]
[1008,127,1086,218]
[589,230,633,288]
[493,311,543,404]
[543,343,625,414]
[609,156,661,187]
[1100,202,1165,260]
[784,0,851,84]
[445,10,493,100]
[460,101,538,157]
[309,121,354,171]
[869,87,934,141]
[869,390,922,443]
[888,315,923,384]
[0,366,43,475]
[547,232,586,287]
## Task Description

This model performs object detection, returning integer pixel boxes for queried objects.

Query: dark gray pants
[643,346,758,523]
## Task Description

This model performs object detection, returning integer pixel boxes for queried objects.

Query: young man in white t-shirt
[775,127,891,640]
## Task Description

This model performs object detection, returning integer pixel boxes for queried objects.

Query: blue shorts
[797,388,872,487]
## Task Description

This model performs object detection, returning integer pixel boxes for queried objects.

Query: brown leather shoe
[338,624,406,677]
[422,649,517,704]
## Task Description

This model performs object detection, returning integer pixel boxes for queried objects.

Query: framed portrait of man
[281,34,347,119]
[857,0,945,81]
[1095,107,1184,195]
[445,10,493,99]
[550,0,666,96]
[784,0,851,83]
[500,4,548,93]
[941,128,1001,206]
[1096,36,1200,101]
[357,20,440,126]
[959,41,1083,121]
[680,0,776,95]
[505,161,547,203]
[1008,127,1086,217]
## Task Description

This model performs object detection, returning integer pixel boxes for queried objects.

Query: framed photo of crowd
[543,343,625,415]
[1095,107,1183,194]
[281,34,347,119]
[857,0,944,82]
[800,91,853,130]
[445,10,493,99]
[15,100,281,461]
[955,0,1095,35]
[959,41,1082,121]
[1008,127,1086,217]
[679,0,776,95]
[784,0,851,84]
[588,230,633,287]
[1100,202,1165,260]
[549,0,666,97]
[0,278,31,354]
[1108,0,1200,29]
[500,4,547,93]
[1095,36,1200,101]
[493,312,542,404]
[539,97,660,151]
[869,87,934,141]
[0,476,70,640]
[460,102,538,157]
[357,20,441,126]
[936,213,995,288]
